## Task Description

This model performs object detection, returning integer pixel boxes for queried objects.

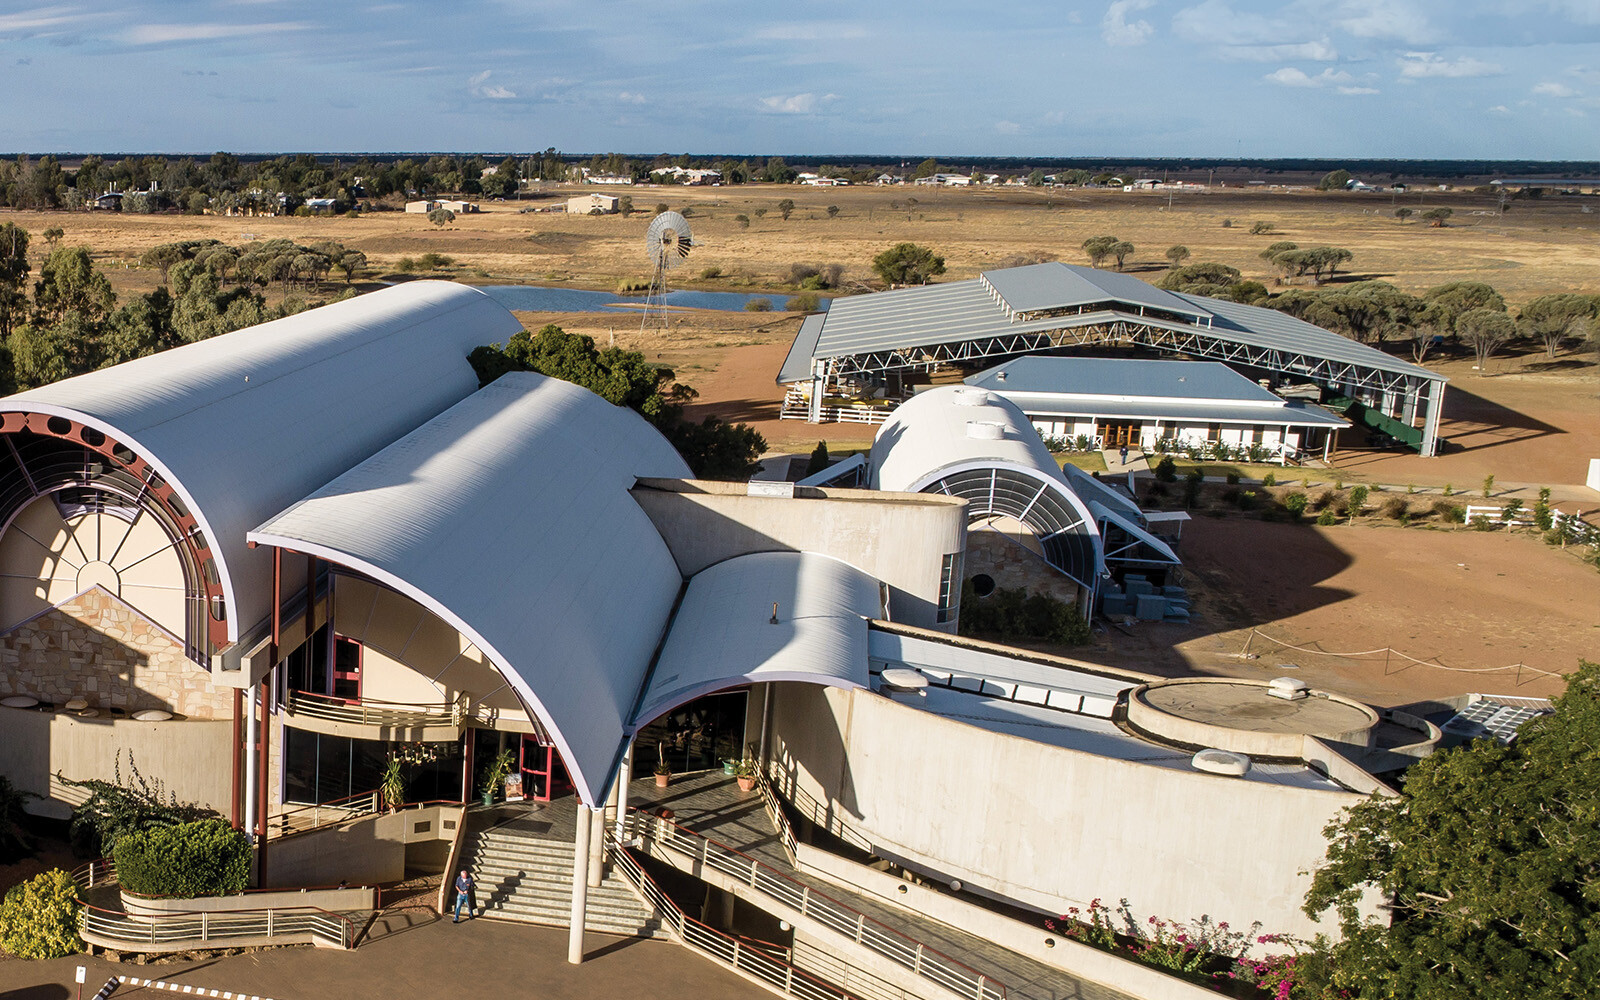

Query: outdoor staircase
[1326,395,1423,448]
[462,824,669,938]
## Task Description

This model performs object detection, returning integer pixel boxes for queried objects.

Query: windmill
[640,210,693,334]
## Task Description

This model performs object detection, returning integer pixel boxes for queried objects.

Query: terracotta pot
[655,772,671,787]
[736,776,756,792]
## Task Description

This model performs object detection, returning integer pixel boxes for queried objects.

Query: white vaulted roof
[250,372,693,807]
[869,385,1063,493]
[634,551,882,731]
[1,281,522,646]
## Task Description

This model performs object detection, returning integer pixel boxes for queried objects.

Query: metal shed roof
[2,280,522,650]
[981,263,1213,322]
[249,372,694,808]
[966,357,1282,404]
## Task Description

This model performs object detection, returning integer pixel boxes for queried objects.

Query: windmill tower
[640,211,693,334]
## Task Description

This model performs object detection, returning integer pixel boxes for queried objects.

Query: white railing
[286,689,460,729]
[608,845,856,1000]
[271,788,381,838]
[758,770,875,858]
[79,903,357,951]
[626,810,1005,1000]
[1463,505,1596,543]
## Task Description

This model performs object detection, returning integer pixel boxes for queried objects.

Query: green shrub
[1225,472,1241,485]
[1311,489,1337,511]
[396,256,417,272]
[0,870,81,959]
[786,291,821,312]
[958,583,1090,647]
[744,298,773,312]
[1316,509,1338,526]
[55,751,215,857]
[113,819,251,899]
[1262,471,1276,487]
[699,266,722,280]
[1283,491,1309,519]
[1347,484,1370,517]
[1470,514,1495,531]
[1237,489,1258,511]
[1153,456,1176,483]
[1379,496,1408,520]
[1442,483,1454,497]
[616,278,650,293]
[1481,474,1495,499]
[1433,501,1466,523]
[0,776,37,864]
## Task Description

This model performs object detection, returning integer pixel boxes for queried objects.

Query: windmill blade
[645,211,693,268]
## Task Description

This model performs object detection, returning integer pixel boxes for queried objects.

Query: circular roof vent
[1191,748,1252,777]
[952,387,991,407]
[966,421,1005,440]
[880,668,929,692]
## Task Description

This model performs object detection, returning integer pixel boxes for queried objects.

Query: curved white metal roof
[1,281,521,646]
[632,550,882,732]
[249,372,693,808]
[869,386,1062,492]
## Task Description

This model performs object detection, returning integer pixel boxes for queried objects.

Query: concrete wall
[632,480,966,631]
[263,804,461,890]
[0,705,233,819]
[122,885,378,917]
[768,684,1377,943]
[0,587,233,720]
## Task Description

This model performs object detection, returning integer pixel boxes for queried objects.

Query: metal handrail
[626,809,1005,1000]
[608,844,856,1000]
[69,858,117,890]
[271,789,381,838]
[759,767,876,857]
[78,899,359,950]
[286,689,459,728]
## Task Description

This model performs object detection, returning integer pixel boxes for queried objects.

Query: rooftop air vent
[1267,677,1310,701]
[966,421,1004,441]
[1191,748,1252,777]
[952,387,991,406]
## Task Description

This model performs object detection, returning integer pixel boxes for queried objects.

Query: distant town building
[567,194,620,215]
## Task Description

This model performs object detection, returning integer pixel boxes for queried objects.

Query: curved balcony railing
[79,900,358,951]
[285,689,461,729]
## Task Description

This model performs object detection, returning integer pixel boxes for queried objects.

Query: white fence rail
[1464,505,1597,543]
[79,904,357,951]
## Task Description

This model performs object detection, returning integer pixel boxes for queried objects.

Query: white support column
[1420,379,1445,458]
[611,748,632,843]
[243,686,259,837]
[568,805,592,964]
[807,359,826,423]
[586,805,605,889]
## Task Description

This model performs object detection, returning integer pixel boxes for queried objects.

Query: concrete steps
[461,827,669,939]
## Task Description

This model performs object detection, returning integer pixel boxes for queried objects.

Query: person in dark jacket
[454,869,475,922]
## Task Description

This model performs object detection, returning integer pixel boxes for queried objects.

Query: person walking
[453,869,475,923]
[1118,444,1129,468]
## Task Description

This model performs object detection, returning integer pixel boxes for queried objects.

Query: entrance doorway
[1097,420,1142,448]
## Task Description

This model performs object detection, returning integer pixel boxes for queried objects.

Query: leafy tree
[1081,235,1119,268]
[1318,169,1352,191]
[1158,261,1242,297]
[427,207,456,227]
[467,324,765,479]
[1394,207,1413,221]
[871,242,946,286]
[1421,207,1453,227]
[1422,282,1505,337]
[1109,241,1135,271]
[777,199,795,221]
[618,195,634,215]
[1249,220,1275,235]
[0,222,29,338]
[55,751,218,857]
[34,246,114,326]
[1306,660,1600,1000]
[42,227,63,246]
[1457,308,1516,370]
[1518,293,1599,358]
[912,157,940,180]
[333,249,368,284]
[805,441,831,477]
[734,213,750,229]
[1164,245,1190,267]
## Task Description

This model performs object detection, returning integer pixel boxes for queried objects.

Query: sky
[0,1,1597,159]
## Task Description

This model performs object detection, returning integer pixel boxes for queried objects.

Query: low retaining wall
[120,886,377,918]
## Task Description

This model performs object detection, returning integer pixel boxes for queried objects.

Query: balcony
[283,689,463,742]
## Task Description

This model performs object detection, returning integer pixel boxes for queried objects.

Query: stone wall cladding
[965,528,1083,607]
[0,586,232,720]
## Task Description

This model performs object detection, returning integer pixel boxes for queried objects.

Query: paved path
[1101,449,1149,474]
[0,911,766,1000]
[635,773,1141,1000]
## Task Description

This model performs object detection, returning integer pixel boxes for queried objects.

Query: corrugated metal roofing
[966,357,1281,403]
[2,281,522,645]
[249,372,693,807]
[997,393,1349,428]
[633,551,880,731]
[777,313,827,383]
[786,264,1440,384]
[982,263,1213,321]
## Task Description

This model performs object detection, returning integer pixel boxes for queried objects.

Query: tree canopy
[1305,660,1600,1000]
[872,243,946,286]
[468,324,765,480]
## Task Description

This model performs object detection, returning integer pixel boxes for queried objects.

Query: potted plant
[478,749,515,806]
[733,755,759,793]
[380,755,406,812]
[654,742,672,788]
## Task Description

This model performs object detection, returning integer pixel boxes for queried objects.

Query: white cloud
[1102,0,1155,47]
[751,23,869,41]
[760,92,836,113]
[1397,52,1504,79]
[1335,0,1437,44]
[618,91,646,104]
[1264,67,1354,88]
[125,21,308,45]
[468,70,515,99]
[1486,105,1511,114]
[1537,0,1600,25]
[995,120,1023,134]
[1221,40,1338,62]
[1533,81,1577,98]
[1337,86,1379,95]
[0,6,86,34]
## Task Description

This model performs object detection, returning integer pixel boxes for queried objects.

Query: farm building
[779,261,1448,455]
[404,199,439,213]
[964,356,1349,463]
[567,193,620,215]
